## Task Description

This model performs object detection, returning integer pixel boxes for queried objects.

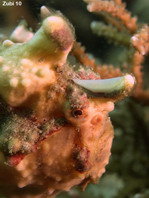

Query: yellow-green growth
[0,15,74,106]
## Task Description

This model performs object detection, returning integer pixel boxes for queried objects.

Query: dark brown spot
[51,26,74,51]
[72,146,90,173]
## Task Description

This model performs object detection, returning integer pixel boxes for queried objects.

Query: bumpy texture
[0,6,135,198]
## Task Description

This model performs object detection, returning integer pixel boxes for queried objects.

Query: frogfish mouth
[0,6,135,198]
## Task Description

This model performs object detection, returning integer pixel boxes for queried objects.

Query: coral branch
[72,42,123,79]
[91,21,131,46]
[113,0,124,7]
[131,26,149,103]
[85,0,137,33]
[96,65,122,79]
[131,25,149,56]
[83,0,149,103]
[131,51,149,103]
[72,42,97,71]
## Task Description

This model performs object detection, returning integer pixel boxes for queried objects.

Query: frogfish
[0,6,135,198]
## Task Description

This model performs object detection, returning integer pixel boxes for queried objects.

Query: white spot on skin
[21,169,31,178]
[2,40,14,47]
[31,67,38,74]
[36,67,50,77]
[105,101,114,112]
[12,69,19,75]
[9,78,19,88]
[2,66,10,72]
[21,59,32,66]
[131,36,138,42]
[21,78,31,87]
[16,162,25,171]
[17,182,26,188]
[124,74,135,90]
[139,47,146,56]
[47,189,54,195]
